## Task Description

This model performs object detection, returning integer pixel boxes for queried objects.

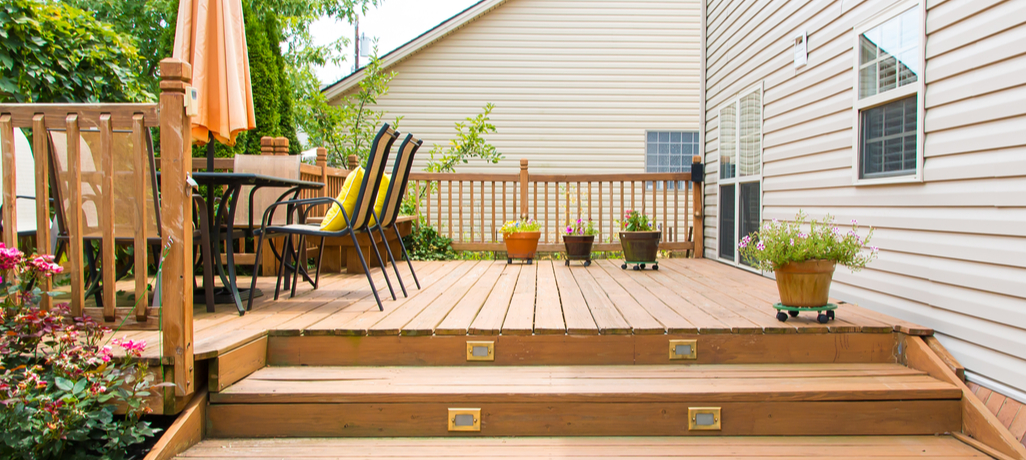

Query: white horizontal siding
[704,0,1026,392]
[330,0,702,176]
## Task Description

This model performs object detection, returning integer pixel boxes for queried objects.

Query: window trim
[850,0,926,186]
[715,82,763,270]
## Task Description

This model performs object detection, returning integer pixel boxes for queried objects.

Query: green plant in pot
[563,218,597,266]
[618,210,661,270]
[738,211,878,316]
[501,217,541,264]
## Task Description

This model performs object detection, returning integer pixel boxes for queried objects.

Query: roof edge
[321,0,508,101]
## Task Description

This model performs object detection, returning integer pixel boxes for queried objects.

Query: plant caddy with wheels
[618,210,660,271]
[738,211,878,324]
[501,218,541,265]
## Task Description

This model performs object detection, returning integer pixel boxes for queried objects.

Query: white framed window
[717,84,762,267]
[851,1,925,185]
[646,131,699,190]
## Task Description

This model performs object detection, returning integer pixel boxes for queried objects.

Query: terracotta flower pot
[563,234,595,265]
[619,231,661,263]
[504,231,541,261]
[773,259,837,307]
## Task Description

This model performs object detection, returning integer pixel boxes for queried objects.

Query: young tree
[426,103,503,173]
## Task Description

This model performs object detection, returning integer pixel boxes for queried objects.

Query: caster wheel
[817,313,829,324]
[565,260,570,266]
[776,311,788,322]
[507,258,512,264]
[633,265,640,271]
[653,264,659,270]
[640,264,646,270]
[527,259,533,265]
[621,263,628,269]
[827,310,835,320]
[584,260,592,267]
[788,310,799,318]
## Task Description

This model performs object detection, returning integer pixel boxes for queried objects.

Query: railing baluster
[502,182,507,229]
[459,180,464,242]
[598,182,603,243]
[99,115,117,322]
[0,115,14,249]
[663,181,668,242]
[544,182,549,243]
[587,182,592,227]
[491,181,496,242]
[132,114,148,321]
[447,180,452,240]
[33,115,51,311]
[67,115,85,317]
[674,181,680,243]
[470,181,475,242]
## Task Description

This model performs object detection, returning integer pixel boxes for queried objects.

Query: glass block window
[858,7,919,99]
[646,131,699,190]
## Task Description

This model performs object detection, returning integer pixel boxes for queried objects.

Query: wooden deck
[177,436,990,459]
[112,258,929,364]
[118,257,927,361]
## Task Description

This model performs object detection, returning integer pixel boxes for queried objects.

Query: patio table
[191,172,323,315]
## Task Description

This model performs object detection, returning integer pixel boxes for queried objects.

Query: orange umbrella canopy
[172,0,256,146]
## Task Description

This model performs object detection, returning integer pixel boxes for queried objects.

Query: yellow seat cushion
[369,173,390,226]
[320,166,364,231]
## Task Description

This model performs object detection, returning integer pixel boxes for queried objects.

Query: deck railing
[0,58,196,403]
[408,158,704,254]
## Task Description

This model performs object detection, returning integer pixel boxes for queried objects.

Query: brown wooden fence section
[408,158,704,254]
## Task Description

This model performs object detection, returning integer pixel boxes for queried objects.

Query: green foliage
[425,104,503,173]
[500,218,541,234]
[0,244,163,459]
[401,221,456,261]
[302,51,400,167]
[564,218,597,237]
[619,210,655,232]
[0,0,150,103]
[738,211,878,272]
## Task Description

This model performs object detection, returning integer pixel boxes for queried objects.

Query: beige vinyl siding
[329,0,702,175]
[703,0,1026,392]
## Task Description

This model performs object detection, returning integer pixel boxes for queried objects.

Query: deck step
[177,436,990,458]
[207,363,962,438]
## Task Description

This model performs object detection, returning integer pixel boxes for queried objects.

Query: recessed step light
[689,407,721,431]
[466,341,494,361]
[448,408,481,432]
[669,339,697,360]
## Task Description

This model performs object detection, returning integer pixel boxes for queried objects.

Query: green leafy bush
[0,244,165,459]
[0,0,150,103]
[402,221,456,261]
[738,211,878,272]
[425,104,503,173]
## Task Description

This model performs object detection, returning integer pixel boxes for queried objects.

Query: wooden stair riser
[206,400,960,438]
[267,332,899,367]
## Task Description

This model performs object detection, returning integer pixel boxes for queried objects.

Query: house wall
[328,0,702,175]
[702,0,1026,392]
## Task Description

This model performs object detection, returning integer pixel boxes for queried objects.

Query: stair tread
[210,363,961,404]
[178,436,988,458]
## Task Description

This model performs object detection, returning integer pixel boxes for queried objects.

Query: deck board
[106,258,931,363]
[176,436,989,458]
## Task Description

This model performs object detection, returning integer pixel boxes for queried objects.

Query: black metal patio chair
[246,123,400,312]
[368,133,424,297]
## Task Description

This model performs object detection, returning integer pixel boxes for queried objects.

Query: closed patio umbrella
[172,0,256,170]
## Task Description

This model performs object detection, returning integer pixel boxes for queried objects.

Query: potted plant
[618,210,661,270]
[738,211,878,322]
[563,218,597,266]
[501,217,541,264]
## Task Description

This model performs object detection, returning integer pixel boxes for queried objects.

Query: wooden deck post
[348,154,358,171]
[519,159,529,219]
[317,148,328,198]
[0,114,16,248]
[692,156,704,258]
[273,137,288,156]
[159,58,195,398]
[260,136,274,155]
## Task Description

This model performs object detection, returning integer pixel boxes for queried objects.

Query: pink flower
[0,244,24,271]
[116,339,147,356]
[756,241,765,251]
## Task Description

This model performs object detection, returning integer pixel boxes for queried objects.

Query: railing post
[0,114,16,248]
[348,154,359,171]
[159,58,195,398]
[519,159,529,219]
[273,137,288,156]
[316,147,328,198]
[260,136,274,156]
[692,156,704,258]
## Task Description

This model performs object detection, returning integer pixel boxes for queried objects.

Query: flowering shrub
[737,211,878,272]
[564,218,597,237]
[500,218,541,234]
[0,243,164,459]
[619,210,656,232]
